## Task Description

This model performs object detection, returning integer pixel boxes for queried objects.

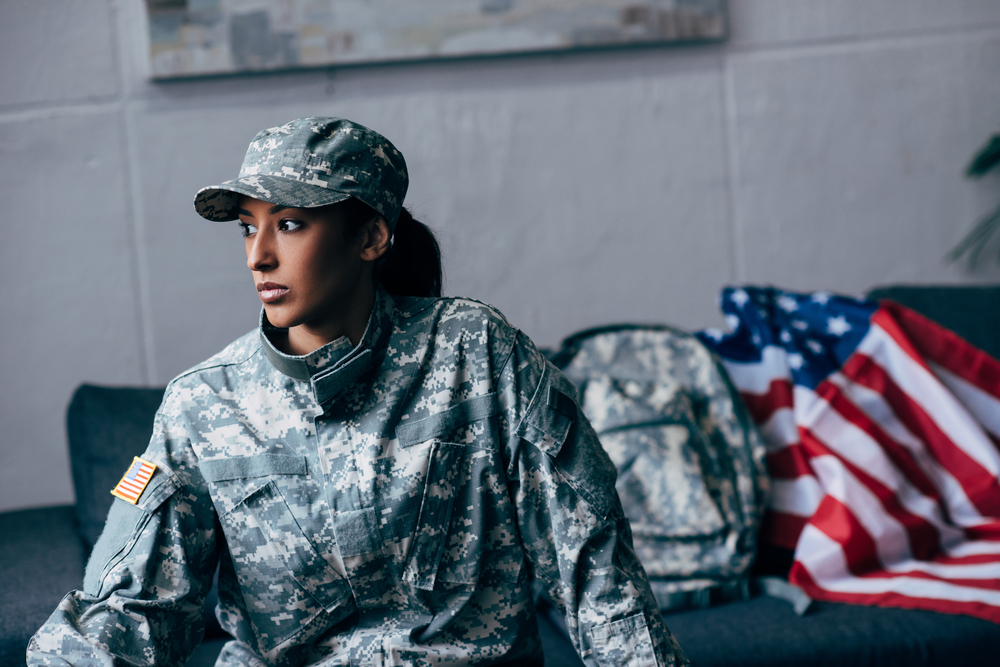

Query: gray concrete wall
[2,0,999,512]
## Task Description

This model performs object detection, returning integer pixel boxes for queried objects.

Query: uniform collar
[260,287,396,404]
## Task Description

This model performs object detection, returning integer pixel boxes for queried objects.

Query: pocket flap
[402,442,468,590]
[581,376,695,434]
[200,454,307,482]
[520,366,578,457]
[222,481,352,650]
[396,393,497,448]
[590,612,656,667]
[136,468,181,513]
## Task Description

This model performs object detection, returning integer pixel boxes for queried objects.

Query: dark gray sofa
[3,284,999,666]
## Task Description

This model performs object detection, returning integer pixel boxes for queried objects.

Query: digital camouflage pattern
[28,289,687,667]
[194,117,409,229]
[555,326,769,609]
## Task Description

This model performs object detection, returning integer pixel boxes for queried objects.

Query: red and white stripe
[722,303,1000,623]
[113,459,155,503]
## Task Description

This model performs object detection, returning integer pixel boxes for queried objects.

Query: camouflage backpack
[551,325,769,610]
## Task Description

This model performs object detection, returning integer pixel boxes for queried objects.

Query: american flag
[111,456,157,504]
[697,287,1000,623]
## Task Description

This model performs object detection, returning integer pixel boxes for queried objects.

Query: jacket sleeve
[27,390,219,667]
[496,332,689,667]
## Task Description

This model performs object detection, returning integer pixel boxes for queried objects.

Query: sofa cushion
[0,505,85,667]
[66,384,166,551]
[662,595,1000,667]
[536,593,1000,667]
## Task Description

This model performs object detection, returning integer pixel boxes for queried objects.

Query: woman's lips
[257,282,289,303]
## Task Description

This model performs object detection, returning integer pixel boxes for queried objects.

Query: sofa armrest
[67,385,166,551]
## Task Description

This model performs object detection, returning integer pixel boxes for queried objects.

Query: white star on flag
[827,315,852,336]
[792,320,808,330]
[806,339,823,354]
[702,328,724,341]
[780,330,792,343]
[726,314,741,331]
[730,289,750,308]
[811,292,831,305]
[787,352,805,370]
[777,295,799,312]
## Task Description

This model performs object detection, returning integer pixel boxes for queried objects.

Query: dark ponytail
[339,199,442,298]
[376,207,442,298]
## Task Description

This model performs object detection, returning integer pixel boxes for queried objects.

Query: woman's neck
[283,281,376,356]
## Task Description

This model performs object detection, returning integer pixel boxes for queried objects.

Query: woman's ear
[359,217,391,262]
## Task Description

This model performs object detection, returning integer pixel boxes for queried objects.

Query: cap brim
[193,175,352,221]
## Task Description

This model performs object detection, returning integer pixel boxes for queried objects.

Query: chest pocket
[394,393,520,590]
[201,454,351,653]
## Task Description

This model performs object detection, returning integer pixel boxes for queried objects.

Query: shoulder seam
[398,295,512,326]
[167,336,262,388]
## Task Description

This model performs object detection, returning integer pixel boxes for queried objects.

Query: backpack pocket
[581,377,730,578]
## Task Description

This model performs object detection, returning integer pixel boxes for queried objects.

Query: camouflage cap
[193,117,408,230]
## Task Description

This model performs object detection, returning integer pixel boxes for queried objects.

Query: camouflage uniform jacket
[28,289,687,667]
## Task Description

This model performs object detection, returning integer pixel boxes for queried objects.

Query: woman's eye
[279,219,303,232]
[239,222,257,237]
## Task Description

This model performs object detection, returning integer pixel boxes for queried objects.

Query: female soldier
[28,117,687,667]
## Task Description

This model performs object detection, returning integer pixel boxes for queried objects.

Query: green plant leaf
[966,134,1000,177]
[947,203,1000,267]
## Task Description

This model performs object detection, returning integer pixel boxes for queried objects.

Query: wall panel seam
[721,53,746,284]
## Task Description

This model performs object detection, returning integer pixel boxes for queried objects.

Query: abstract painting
[147,0,726,79]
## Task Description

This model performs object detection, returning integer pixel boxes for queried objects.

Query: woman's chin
[263,304,298,329]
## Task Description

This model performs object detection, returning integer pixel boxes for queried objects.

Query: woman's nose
[246,231,275,271]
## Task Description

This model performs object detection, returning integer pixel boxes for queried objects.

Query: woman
[28,118,687,666]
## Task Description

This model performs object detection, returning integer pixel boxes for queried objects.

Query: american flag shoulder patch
[111,456,158,504]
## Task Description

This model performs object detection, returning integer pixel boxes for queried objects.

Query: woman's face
[237,195,370,337]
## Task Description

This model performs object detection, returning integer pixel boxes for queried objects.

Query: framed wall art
[147,0,727,79]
